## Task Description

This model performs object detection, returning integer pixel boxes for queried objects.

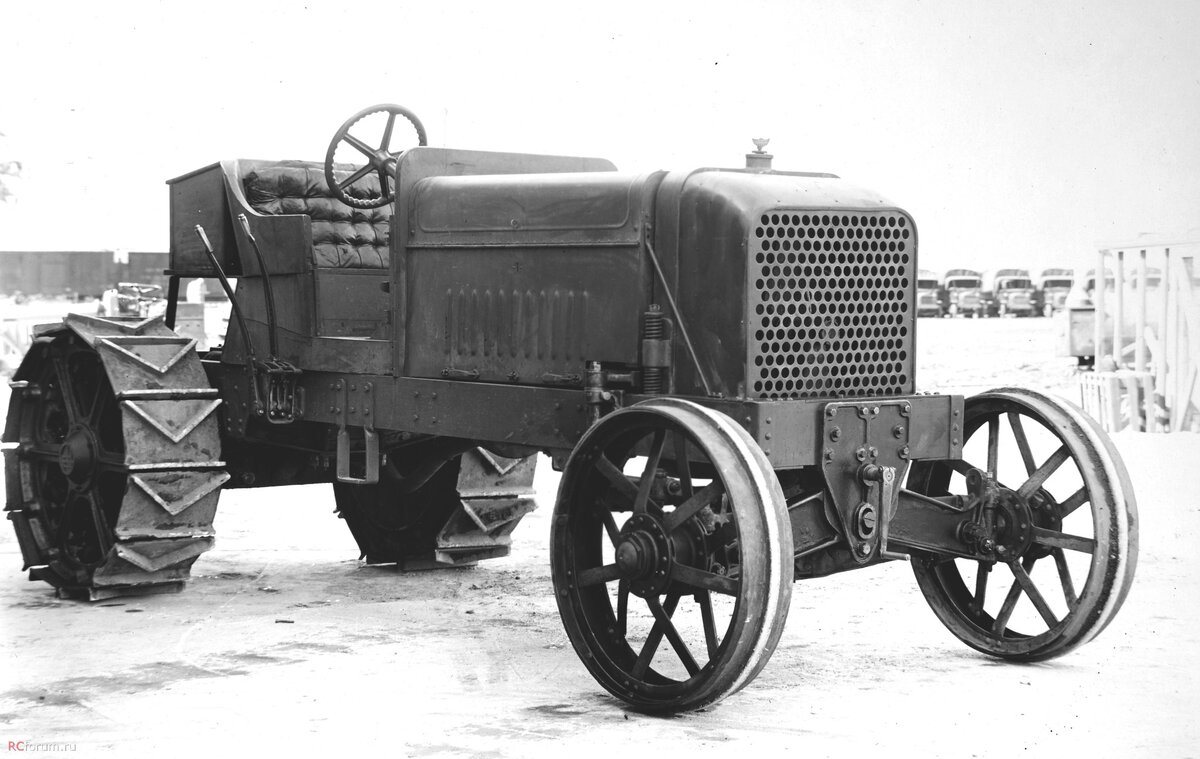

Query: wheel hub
[990,489,1035,558]
[617,513,672,597]
[58,427,99,484]
[615,534,656,577]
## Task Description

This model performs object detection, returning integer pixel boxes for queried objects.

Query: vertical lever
[862,464,907,561]
[194,225,263,416]
[236,214,280,359]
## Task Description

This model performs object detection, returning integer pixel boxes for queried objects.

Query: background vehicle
[97,281,164,318]
[3,104,1138,713]
[916,269,944,316]
[1035,267,1074,316]
[983,268,1035,317]
[941,268,983,316]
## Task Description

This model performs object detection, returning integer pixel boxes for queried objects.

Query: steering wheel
[325,103,427,209]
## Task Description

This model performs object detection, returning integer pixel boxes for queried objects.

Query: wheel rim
[551,399,792,712]
[908,387,1137,660]
[11,337,126,578]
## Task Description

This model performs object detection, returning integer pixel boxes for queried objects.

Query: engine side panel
[405,246,644,383]
[404,172,660,383]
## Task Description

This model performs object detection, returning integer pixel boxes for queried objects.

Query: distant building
[0,250,168,297]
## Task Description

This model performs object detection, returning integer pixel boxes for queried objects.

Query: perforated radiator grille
[748,210,915,399]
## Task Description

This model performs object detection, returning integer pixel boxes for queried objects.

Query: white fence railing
[1089,244,1198,432]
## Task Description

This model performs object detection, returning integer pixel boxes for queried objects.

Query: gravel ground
[1,315,1196,758]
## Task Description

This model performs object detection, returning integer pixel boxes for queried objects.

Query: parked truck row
[917,267,1085,318]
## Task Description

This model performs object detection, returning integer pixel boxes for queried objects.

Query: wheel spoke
[663,482,723,533]
[992,556,1036,635]
[1007,412,1037,476]
[646,595,700,677]
[1017,445,1070,500]
[1010,557,1059,629]
[633,430,667,515]
[54,489,84,545]
[82,491,113,556]
[631,592,681,678]
[671,561,739,596]
[1056,486,1089,518]
[594,455,640,507]
[1052,548,1078,606]
[380,112,396,152]
[578,563,622,587]
[343,132,376,160]
[52,358,81,426]
[987,416,999,476]
[20,444,60,461]
[376,167,391,197]
[696,591,719,659]
[672,431,693,500]
[616,580,629,637]
[1032,526,1096,554]
[84,370,105,427]
[335,163,373,192]
[594,502,620,547]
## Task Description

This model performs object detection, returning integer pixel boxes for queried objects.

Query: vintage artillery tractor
[3,104,1138,712]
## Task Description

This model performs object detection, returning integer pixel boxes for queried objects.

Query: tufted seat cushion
[242,161,392,269]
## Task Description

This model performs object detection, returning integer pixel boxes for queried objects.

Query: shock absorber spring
[642,304,666,394]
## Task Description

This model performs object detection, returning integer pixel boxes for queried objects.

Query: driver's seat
[241,160,392,269]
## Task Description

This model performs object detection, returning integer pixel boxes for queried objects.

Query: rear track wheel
[333,456,462,566]
[7,337,126,586]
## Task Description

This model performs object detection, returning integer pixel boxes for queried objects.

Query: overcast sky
[1,0,1197,275]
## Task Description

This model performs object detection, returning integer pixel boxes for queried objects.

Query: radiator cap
[746,138,773,170]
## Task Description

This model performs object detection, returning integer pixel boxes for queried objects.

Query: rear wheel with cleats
[4,315,227,599]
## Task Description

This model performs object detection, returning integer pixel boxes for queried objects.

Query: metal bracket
[335,380,378,485]
[260,359,303,424]
[821,401,913,563]
[441,367,480,381]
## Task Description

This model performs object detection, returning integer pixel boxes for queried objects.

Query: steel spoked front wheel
[907,388,1138,660]
[551,399,792,713]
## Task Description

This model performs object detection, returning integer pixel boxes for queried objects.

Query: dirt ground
[2,316,1198,758]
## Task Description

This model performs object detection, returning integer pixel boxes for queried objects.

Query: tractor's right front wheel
[551,398,792,713]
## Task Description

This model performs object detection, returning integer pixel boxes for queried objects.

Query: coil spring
[643,305,665,394]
